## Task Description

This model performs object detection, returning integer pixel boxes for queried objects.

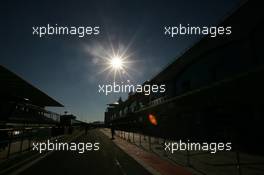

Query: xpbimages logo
[32,24,100,38]
[98,81,166,95]
[32,140,100,153]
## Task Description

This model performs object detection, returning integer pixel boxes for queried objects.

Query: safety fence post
[7,130,13,158]
[20,129,24,152]
[148,136,152,151]
[139,133,141,146]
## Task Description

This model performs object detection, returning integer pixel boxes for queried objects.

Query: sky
[1,0,241,122]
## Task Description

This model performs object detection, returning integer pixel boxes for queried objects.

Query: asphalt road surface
[20,129,151,175]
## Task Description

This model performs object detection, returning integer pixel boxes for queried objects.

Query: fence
[0,127,63,160]
[114,130,264,175]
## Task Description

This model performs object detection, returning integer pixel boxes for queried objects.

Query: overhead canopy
[0,65,63,107]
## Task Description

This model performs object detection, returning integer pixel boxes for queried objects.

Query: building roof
[0,65,63,107]
[151,0,263,84]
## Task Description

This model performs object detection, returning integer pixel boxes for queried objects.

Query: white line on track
[114,158,127,175]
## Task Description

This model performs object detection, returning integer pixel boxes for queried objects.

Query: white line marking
[114,158,127,175]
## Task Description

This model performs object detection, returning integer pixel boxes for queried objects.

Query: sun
[89,41,136,81]
[110,56,123,70]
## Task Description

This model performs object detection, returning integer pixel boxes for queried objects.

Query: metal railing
[114,130,264,175]
[0,127,63,160]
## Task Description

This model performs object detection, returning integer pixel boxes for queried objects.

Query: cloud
[83,42,108,64]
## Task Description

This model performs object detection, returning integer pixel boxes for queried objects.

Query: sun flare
[110,56,123,70]
[89,41,136,81]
